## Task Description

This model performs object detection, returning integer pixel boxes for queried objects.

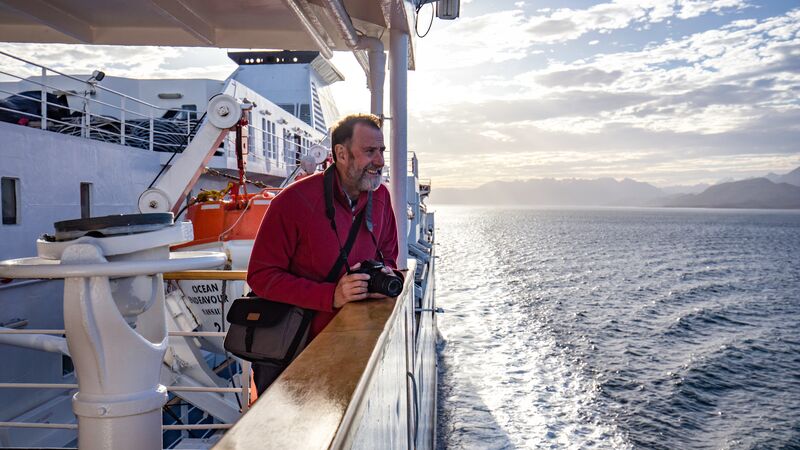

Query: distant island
[429,166,800,209]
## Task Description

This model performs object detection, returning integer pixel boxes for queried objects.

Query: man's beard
[350,164,382,192]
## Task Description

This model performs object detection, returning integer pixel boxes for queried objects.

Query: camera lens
[369,270,403,297]
[384,278,402,297]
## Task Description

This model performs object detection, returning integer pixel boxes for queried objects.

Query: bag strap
[322,163,369,283]
[324,208,365,282]
[324,164,337,225]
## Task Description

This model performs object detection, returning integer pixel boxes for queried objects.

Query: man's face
[337,123,385,194]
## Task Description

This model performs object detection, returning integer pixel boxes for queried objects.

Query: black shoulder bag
[223,164,367,366]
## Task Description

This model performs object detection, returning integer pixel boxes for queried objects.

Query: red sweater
[246,170,399,338]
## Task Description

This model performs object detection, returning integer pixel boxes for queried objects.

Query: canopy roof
[0,0,414,66]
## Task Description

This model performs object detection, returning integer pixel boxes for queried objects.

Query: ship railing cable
[202,167,275,189]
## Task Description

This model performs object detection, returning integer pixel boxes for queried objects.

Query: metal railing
[0,50,323,178]
[0,269,252,435]
[0,327,248,432]
[0,50,198,153]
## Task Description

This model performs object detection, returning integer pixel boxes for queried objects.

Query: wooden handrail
[162,270,247,281]
[214,263,416,450]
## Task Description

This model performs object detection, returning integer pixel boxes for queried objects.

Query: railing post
[241,360,251,414]
[186,115,191,145]
[40,67,47,130]
[82,97,88,138]
[120,97,126,146]
[149,111,154,151]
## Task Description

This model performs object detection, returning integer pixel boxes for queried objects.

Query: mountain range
[429,166,800,209]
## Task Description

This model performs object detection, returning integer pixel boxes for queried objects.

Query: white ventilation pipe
[321,0,385,116]
[358,37,385,116]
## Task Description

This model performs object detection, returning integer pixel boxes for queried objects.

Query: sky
[1,0,799,189]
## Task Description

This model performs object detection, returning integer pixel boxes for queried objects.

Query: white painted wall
[233,64,310,107]
[0,121,162,440]
[0,121,161,259]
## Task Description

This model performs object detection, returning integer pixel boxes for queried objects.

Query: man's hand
[333,263,370,308]
[365,266,395,299]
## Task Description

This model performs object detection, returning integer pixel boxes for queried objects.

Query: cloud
[479,130,515,142]
[536,68,624,87]
[0,43,236,81]
[484,8,800,134]
[408,7,800,188]
[415,0,750,72]
[415,10,535,70]
[524,0,750,44]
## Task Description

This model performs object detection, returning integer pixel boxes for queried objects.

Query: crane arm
[137,95,247,215]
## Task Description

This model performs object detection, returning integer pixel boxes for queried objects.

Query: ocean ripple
[435,207,800,449]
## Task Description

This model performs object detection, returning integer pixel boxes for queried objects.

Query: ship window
[299,104,311,126]
[1,177,19,225]
[80,182,92,219]
[181,104,197,121]
[278,103,295,116]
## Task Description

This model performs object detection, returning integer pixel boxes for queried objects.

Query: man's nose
[375,150,384,167]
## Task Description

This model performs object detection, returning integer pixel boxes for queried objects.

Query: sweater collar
[332,166,367,213]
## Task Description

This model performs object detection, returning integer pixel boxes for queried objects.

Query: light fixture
[89,70,105,83]
[85,70,106,95]
[158,93,183,99]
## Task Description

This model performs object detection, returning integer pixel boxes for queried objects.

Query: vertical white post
[241,360,251,414]
[186,114,192,145]
[40,68,47,130]
[390,30,408,271]
[120,98,126,146]
[61,244,168,450]
[149,111,154,151]
[82,98,89,138]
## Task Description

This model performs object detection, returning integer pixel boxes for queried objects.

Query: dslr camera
[353,260,403,297]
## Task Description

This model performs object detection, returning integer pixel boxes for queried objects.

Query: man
[246,113,400,393]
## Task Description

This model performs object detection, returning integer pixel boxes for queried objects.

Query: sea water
[434,206,800,449]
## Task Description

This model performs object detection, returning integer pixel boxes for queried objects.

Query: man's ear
[334,143,346,162]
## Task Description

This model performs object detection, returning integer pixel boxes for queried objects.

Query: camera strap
[323,164,369,282]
